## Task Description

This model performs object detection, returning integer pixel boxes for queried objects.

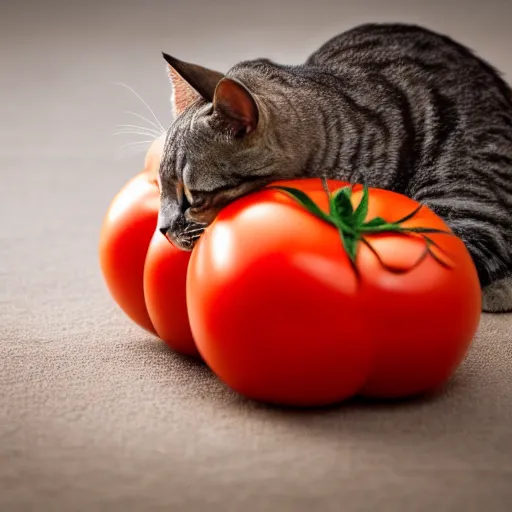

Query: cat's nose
[159,226,169,237]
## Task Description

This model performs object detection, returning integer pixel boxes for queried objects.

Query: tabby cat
[157,23,512,312]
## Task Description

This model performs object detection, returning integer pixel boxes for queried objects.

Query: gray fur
[158,23,512,312]
[482,277,512,312]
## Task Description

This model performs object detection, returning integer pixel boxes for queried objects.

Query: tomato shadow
[223,372,484,469]
[144,335,471,416]
[239,376,464,415]
[142,339,495,464]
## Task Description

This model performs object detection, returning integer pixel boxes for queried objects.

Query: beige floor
[1,1,511,510]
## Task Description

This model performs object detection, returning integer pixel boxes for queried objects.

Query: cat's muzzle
[168,222,206,251]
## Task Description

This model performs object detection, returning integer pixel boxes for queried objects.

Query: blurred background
[3,0,512,241]
[2,0,512,167]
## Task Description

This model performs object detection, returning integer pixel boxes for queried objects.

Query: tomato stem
[270,179,454,274]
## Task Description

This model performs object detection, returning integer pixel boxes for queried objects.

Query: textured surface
[1,1,512,511]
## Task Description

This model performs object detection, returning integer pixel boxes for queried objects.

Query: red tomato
[99,170,160,334]
[99,137,198,357]
[186,179,481,406]
[143,231,195,355]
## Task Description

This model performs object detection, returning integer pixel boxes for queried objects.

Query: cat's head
[157,54,287,250]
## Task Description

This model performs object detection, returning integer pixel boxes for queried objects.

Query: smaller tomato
[99,170,160,334]
[144,231,198,357]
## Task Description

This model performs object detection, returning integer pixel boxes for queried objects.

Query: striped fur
[159,23,512,312]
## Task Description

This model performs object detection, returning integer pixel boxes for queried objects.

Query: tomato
[186,179,481,406]
[143,231,195,355]
[99,136,198,357]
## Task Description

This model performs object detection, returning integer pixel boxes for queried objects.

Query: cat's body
[158,23,512,312]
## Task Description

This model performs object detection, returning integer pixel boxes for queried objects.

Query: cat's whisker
[116,140,155,159]
[118,140,154,149]
[116,124,163,137]
[183,222,207,230]
[112,130,161,139]
[124,110,165,133]
[183,227,205,235]
[115,82,165,132]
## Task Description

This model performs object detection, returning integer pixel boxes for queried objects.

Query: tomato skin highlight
[186,179,482,406]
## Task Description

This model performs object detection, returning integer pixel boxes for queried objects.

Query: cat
[157,23,512,313]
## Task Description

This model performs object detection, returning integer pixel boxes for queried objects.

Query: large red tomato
[186,179,481,406]
[99,137,198,357]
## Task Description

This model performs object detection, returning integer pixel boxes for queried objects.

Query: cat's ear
[162,53,224,117]
[213,78,259,138]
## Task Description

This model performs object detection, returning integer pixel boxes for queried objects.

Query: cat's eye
[175,183,189,210]
[183,186,208,210]
[183,185,194,206]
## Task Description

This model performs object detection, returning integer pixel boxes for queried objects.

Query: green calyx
[270,179,453,274]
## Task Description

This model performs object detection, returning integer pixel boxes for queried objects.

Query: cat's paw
[482,276,512,313]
